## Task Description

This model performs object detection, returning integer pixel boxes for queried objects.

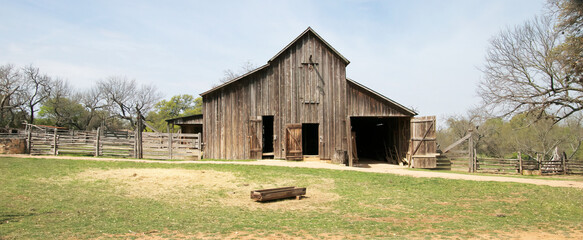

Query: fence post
[468,130,474,173]
[26,125,32,154]
[518,151,522,174]
[562,151,567,175]
[473,149,477,172]
[95,127,101,157]
[53,128,58,156]
[168,125,173,160]
[136,115,143,159]
[197,132,201,150]
[197,132,202,160]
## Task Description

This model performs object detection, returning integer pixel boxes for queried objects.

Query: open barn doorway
[350,117,408,165]
[262,116,274,159]
[302,123,319,156]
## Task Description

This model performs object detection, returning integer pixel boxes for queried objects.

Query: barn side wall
[203,32,348,160]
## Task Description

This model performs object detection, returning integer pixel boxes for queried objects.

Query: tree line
[0,63,201,132]
[440,0,583,159]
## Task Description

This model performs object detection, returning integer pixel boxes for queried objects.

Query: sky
[0,0,547,122]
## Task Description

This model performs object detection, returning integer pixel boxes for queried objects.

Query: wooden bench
[250,186,306,202]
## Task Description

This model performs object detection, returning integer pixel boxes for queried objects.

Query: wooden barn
[200,27,436,167]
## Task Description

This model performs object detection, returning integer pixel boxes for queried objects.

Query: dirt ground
[55,168,339,211]
[97,229,583,240]
[7,154,583,189]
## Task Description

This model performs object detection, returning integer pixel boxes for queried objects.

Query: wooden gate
[249,119,262,159]
[285,124,302,160]
[409,116,437,168]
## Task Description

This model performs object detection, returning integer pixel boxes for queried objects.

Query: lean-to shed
[200,27,436,167]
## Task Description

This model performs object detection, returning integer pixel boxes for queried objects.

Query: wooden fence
[440,131,583,175]
[142,132,201,160]
[473,156,583,175]
[23,124,201,160]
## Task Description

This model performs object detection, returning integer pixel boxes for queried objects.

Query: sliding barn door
[409,116,437,168]
[249,119,262,159]
[285,124,302,160]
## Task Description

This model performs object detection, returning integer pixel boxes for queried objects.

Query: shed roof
[165,114,203,124]
[346,78,417,116]
[201,27,348,96]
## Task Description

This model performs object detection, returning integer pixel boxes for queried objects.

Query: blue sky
[1,0,547,121]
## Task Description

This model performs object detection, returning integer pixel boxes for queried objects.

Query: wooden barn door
[409,116,437,168]
[249,119,262,159]
[285,124,302,160]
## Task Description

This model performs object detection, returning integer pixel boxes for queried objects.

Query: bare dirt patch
[61,168,339,211]
[98,229,360,240]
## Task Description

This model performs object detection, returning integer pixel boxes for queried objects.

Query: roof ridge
[268,27,350,64]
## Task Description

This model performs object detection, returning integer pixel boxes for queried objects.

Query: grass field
[1,157,582,239]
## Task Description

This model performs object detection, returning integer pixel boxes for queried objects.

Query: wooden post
[168,125,173,160]
[197,132,201,150]
[561,151,567,175]
[197,132,202,160]
[346,116,353,167]
[518,151,522,174]
[473,149,477,172]
[136,114,143,159]
[468,130,473,173]
[53,128,58,156]
[26,126,32,154]
[95,127,101,157]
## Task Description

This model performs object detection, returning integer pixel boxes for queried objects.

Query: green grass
[1,157,582,239]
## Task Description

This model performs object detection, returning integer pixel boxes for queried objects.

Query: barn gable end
[201,27,417,163]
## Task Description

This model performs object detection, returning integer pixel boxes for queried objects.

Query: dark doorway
[350,117,401,164]
[302,123,319,155]
[262,116,274,158]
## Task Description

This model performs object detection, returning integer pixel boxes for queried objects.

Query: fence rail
[16,124,201,160]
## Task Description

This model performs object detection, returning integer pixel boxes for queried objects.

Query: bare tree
[0,64,24,129]
[477,15,579,122]
[79,85,108,129]
[20,65,52,124]
[549,0,583,83]
[219,60,257,84]
[97,76,161,127]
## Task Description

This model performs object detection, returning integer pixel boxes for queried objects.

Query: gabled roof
[346,78,417,116]
[201,27,349,96]
[200,64,269,96]
[269,27,350,65]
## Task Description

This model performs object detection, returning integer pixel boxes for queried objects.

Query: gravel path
[3,154,583,189]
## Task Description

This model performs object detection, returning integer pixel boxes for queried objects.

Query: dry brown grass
[98,229,362,240]
[60,168,339,211]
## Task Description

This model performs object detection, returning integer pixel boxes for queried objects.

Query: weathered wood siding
[203,31,347,160]
[347,81,411,117]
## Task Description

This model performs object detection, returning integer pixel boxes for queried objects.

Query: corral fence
[440,130,583,175]
[473,154,583,175]
[10,123,202,160]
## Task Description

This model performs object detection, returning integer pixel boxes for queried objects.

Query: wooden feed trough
[250,187,306,202]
